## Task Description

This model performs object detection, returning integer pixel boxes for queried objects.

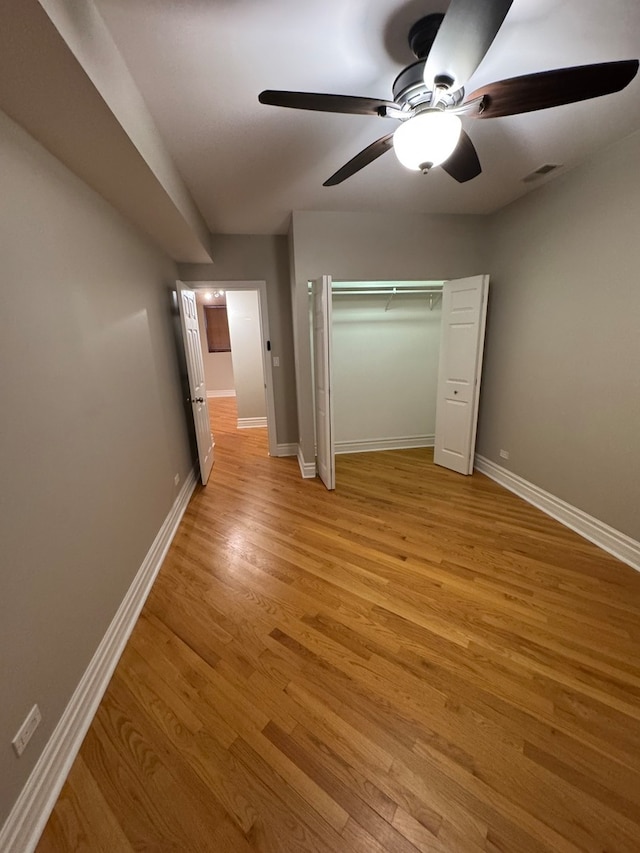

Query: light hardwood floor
[38,397,640,851]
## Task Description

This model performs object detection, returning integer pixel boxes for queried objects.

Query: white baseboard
[297,445,316,479]
[275,443,298,457]
[207,389,235,398]
[237,417,267,429]
[474,455,640,572]
[335,435,435,455]
[0,469,198,853]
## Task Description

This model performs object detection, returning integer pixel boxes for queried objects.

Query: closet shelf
[332,288,442,296]
[308,283,443,310]
[331,287,443,311]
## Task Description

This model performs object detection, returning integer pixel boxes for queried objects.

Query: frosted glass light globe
[393,111,462,172]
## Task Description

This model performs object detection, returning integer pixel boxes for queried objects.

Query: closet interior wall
[331,282,443,454]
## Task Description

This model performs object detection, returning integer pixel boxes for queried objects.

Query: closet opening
[332,280,444,457]
[310,276,489,489]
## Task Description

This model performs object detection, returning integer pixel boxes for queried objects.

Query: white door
[177,281,214,485]
[312,275,335,490]
[434,275,489,475]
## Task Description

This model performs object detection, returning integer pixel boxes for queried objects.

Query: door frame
[185,280,278,457]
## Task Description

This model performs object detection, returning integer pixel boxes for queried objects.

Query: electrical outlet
[174,473,180,486]
[272,356,280,367]
[499,449,510,460]
[12,704,41,757]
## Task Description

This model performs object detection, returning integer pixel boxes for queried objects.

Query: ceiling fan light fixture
[393,111,462,172]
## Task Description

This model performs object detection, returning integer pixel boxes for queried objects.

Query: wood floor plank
[37,397,640,851]
[100,673,258,838]
[35,756,134,853]
[281,721,399,823]
[227,736,346,852]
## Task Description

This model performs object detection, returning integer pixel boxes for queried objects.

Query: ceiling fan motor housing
[394,14,464,111]
[392,61,464,111]
[408,14,444,60]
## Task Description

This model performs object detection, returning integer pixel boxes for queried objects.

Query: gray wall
[478,129,640,540]
[0,109,194,827]
[179,234,298,446]
[290,211,491,463]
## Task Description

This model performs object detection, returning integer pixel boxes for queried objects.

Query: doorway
[186,280,278,457]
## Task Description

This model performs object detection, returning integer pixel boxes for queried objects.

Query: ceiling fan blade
[466,60,639,119]
[424,0,514,92]
[259,90,395,116]
[441,131,481,183]
[323,133,395,186]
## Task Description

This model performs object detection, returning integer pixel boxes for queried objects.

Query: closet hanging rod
[331,288,443,296]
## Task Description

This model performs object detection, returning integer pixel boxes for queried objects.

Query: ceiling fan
[258,0,638,186]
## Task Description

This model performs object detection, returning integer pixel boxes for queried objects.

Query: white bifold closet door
[434,275,489,475]
[312,275,335,490]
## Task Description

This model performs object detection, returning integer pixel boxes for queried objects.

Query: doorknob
[191,397,205,403]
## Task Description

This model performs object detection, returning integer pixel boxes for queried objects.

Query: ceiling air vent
[523,164,562,183]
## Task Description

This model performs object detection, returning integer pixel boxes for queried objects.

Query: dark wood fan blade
[424,0,514,91]
[323,134,394,186]
[441,131,481,183]
[259,90,395,116]
[467,60,639,118]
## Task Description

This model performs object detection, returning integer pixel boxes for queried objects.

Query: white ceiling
[94,0,640,235]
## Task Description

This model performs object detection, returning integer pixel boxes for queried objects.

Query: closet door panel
[312,275,335,490]
[434,275,489,475]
